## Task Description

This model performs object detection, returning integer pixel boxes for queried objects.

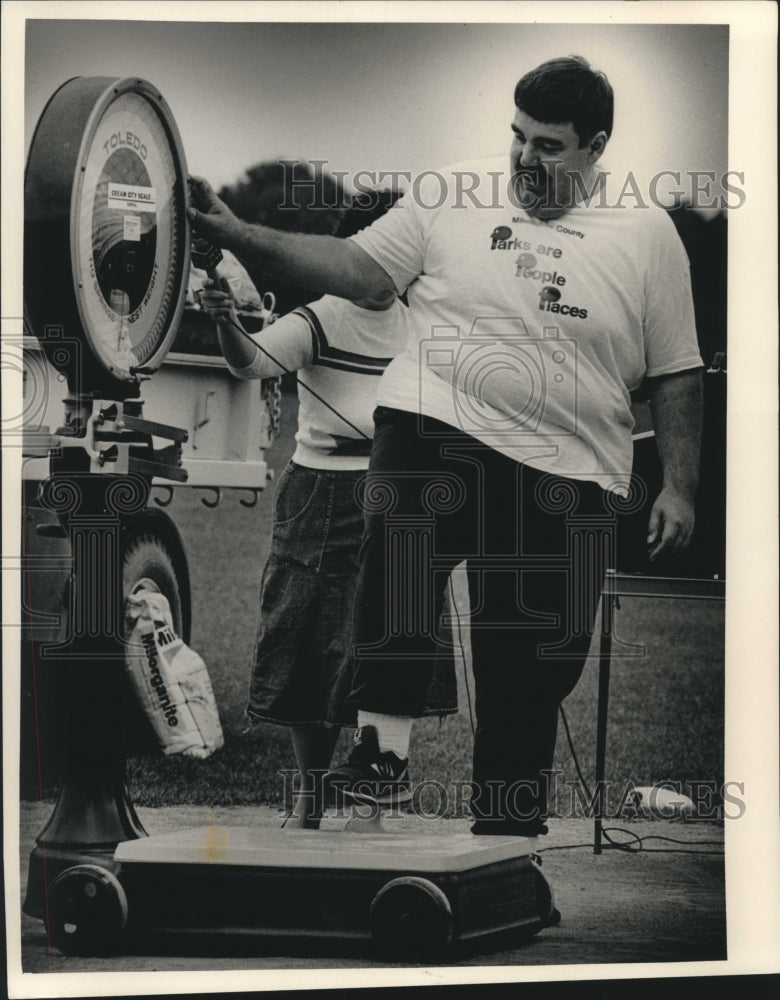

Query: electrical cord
[541,703,725,857]
[220,284,723,859]
[538,839,723,855]
[223,312,371,441]
[446,575,475,737]
[419,575,724,857]
[225,306,475,746]
[558,699,592,793]
[224,303,481,743]
[222,290,482,746]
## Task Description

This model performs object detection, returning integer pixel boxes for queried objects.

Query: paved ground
[14,800,725,983]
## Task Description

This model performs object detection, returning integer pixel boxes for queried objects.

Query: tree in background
[218,161,406,395]
[663,200,727,578]
[218,160,348,316]
[666,201,727,368]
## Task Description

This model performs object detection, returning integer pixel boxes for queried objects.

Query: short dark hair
[514,56,614,145]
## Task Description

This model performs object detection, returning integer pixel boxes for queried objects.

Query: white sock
[358,711,413,759]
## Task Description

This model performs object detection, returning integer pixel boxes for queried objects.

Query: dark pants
[348,407,616,833]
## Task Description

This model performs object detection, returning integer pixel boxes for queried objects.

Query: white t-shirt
[350,157,702,491]
[228,295,408,470]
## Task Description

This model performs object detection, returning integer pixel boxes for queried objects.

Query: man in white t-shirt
[189,56,703,836]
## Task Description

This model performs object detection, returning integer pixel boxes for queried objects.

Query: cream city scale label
[75,91,180,373]
[108,183,157,213]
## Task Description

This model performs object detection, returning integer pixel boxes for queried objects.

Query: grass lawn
[24,391,725,816]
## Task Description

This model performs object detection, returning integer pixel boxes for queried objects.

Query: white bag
[124,591,224,759]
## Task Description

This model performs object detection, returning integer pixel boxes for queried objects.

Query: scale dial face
[72,86,187,379]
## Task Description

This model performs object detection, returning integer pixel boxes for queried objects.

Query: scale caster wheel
[530,858,559,928]
[46,864,128,956]
[370,876,453,962]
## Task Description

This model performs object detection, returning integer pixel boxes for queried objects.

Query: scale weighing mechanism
[22,76,557,964]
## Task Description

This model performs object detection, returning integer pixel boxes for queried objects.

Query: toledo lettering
[490,227,588,319]
[102,129,148,159]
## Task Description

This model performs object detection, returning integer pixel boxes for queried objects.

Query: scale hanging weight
[25,77,191,399]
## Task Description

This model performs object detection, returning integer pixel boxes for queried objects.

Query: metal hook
[153,485,174,508]
[200,487,222,509]
[239,488,261,509]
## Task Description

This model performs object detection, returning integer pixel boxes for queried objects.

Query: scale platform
[44,822,558,962]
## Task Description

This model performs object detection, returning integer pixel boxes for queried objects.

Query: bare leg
[284,725,341,829]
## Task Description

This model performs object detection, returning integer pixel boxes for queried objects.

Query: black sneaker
[325,726,412,805]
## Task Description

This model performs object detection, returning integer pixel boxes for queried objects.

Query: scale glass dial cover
[72,86,186,379]
[25,77,190,395]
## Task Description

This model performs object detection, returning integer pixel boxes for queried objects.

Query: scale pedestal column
[23,465,149,919]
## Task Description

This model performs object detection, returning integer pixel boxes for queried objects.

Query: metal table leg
[594,570,616,854]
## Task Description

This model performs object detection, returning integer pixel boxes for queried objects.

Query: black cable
[601,826,643,851]
[223,313,371,441]
[559,702,593,800]
[225,302,479,744]
[221,286,725,860]
[594,824,724,855]
[537,842,605,852]
[554,706,724,856]
[537,842,724,856]
[224,295,483,742]
[625,833,724,847]
[445,575,475,737]
[538,826,723,856]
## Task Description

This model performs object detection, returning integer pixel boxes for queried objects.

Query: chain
[245,301,370,446]
[259,310,282,442]
[262,374,283,441]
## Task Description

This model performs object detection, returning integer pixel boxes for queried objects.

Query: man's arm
[644,367,703,561]
[187,176,394,302]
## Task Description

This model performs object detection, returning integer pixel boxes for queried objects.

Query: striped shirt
[227,295,408,470]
